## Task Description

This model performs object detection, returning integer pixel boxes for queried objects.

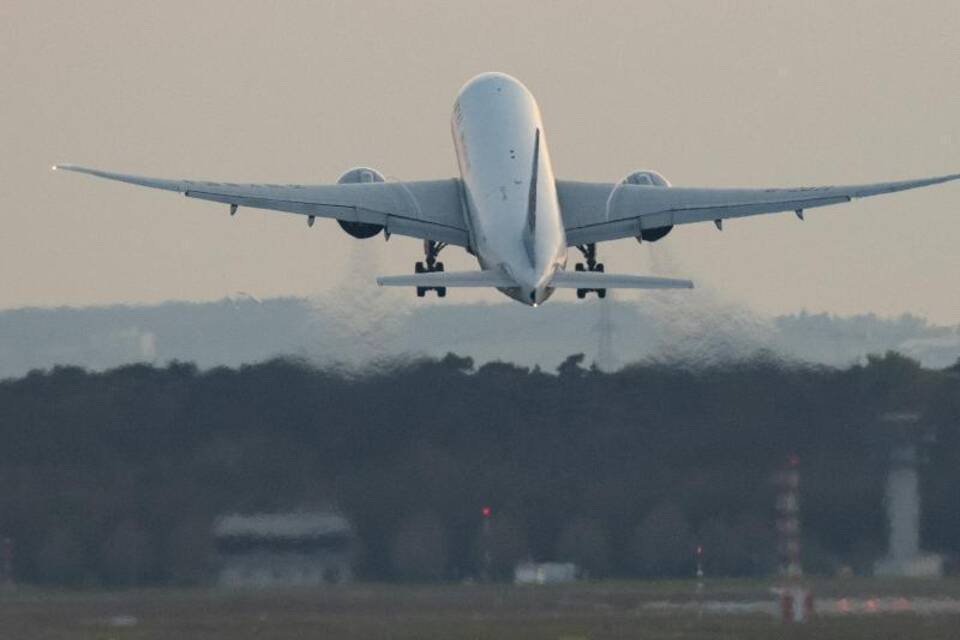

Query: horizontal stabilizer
[377,270,516,288]
[550,271,694,290]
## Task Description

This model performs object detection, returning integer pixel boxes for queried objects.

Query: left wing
[559,173,960,246]
[54,165,470,247]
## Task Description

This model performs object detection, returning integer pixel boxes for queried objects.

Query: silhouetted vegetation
[0,352,958,586]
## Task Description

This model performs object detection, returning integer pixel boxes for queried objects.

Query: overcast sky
[3,1,958,321]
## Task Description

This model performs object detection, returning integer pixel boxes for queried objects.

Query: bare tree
[632,503,695,578]
[391,511,449,581]
[556,517,610,578]
[101,520,153,586]
[37,529,87,585]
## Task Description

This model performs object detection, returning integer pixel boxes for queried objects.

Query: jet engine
[622,170,674,243]
[336,167,386,239]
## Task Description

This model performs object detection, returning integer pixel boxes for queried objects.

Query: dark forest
[1,352,958,586]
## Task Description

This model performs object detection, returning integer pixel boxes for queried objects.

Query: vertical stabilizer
[523,128,541,263]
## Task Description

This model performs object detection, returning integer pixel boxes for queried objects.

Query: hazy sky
[4,1,959,321]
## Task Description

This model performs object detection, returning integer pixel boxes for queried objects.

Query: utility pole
[480,506,493,582]
[1,537,14,591]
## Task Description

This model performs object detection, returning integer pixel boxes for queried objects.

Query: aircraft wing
[53,165,471,247]
[558,173,960,246]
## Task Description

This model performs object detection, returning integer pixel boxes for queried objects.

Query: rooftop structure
[214,511,354,588]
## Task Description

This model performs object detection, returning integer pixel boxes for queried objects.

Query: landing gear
[415,240,447,298]
[574,243,606,299]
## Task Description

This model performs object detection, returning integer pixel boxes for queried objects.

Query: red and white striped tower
[775,455,813,623]
[776,455,803,578]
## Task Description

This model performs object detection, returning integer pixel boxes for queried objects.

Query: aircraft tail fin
[549,271,694,290]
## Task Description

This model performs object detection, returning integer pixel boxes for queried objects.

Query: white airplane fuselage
[451,73,567,306]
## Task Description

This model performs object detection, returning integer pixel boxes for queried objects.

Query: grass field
[2,579,959,639]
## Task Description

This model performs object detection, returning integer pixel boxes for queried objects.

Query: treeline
[0,352,958,586]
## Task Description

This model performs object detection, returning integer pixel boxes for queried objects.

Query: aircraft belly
[454,73,566,292]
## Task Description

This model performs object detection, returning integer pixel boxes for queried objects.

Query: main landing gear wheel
[413,240,448,298]
[574,243,607,299]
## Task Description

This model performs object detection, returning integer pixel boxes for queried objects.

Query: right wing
[559,173,960,246]
[53,165,470,247]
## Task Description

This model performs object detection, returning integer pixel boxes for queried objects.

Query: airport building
[514,561,579,585]
[214,511,354,588]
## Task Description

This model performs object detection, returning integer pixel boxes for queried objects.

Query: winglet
[47,164,186,192]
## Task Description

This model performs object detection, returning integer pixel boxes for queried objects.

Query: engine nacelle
[622,170,671,187]
[336,167,386,239]
[622,170,674,243]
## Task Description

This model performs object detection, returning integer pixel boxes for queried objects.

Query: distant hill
[1,294,958,379]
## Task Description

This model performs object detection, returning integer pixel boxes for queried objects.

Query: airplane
[54,72,958,307]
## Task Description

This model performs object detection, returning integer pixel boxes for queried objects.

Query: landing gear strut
[415,240,447,298]
[575,243,606,299]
